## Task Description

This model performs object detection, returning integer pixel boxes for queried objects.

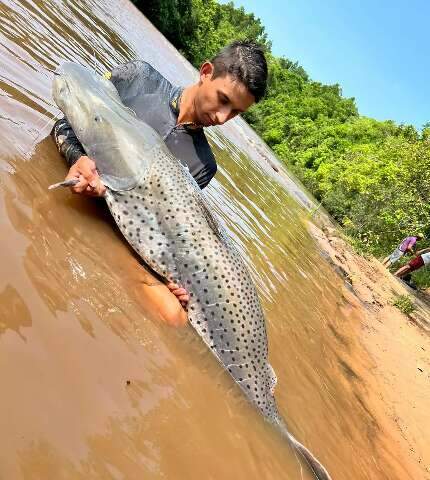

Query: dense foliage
[134,1,430,266]
[133,0,270,65]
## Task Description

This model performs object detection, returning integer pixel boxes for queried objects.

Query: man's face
[194,62,255,127]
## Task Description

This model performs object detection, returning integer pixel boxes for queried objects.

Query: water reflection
[0,285,32,340]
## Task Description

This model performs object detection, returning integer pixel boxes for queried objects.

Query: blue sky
[219,0,429,129]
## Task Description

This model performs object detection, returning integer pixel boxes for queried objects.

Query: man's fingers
[83,180,106,197]
[94,180,106,196]
[70,174,89,194]
[172,287,188,296]
[173,291,190,303]
[70,156,99,184]
[173,289,189,300]
[66,174,105,197]
[167,282,190,305]
[76,158,97,182]
[81,168,97,184]
[63,156,105,196]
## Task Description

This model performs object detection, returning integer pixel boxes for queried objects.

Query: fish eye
[94,116,101,122]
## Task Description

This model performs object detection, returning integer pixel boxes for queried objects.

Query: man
[382,233,424,268]
[52,40,268,326]
[394,247,430,279]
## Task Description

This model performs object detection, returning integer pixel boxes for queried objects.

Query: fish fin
[267,363,278,395]
[276,417,332,480]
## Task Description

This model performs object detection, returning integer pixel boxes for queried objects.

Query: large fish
[52,62,332,480]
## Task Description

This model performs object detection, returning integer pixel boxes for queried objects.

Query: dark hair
[210,40,268,102]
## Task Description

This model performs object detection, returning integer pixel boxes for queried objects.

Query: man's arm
[52,110,105,196]
[52,118,86,167]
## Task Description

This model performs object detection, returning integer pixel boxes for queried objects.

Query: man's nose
[215,108,232,125]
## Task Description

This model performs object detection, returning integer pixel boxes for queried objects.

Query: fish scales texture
[52,63,332,480]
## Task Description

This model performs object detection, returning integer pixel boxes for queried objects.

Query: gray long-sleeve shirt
[52,60,217,189]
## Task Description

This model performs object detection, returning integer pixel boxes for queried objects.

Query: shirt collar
[169,86,203,131]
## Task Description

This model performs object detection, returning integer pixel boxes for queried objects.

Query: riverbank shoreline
[308,221,430,479]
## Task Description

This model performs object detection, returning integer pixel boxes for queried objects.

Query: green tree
[134,0,270,66]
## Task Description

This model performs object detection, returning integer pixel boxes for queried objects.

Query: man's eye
[219,94,229,105]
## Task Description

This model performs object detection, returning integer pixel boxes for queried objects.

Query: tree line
[133,0,430,282]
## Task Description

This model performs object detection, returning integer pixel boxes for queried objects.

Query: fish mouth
[52,74,72,113]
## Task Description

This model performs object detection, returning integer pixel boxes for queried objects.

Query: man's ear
[199,62,214,83]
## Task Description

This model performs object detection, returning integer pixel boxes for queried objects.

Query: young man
[382,233,424,268]
[394,247,430,279]
[52,40,268,326]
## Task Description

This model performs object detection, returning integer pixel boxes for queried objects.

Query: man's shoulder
[111,60,165,83]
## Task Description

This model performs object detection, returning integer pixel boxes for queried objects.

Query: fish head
[52,62,119,144]
[52,62,166,190]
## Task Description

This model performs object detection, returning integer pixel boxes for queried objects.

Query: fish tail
[276,417,332,480]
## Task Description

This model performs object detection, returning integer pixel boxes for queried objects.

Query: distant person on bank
[394,247,430,278]
[382,234,424,268]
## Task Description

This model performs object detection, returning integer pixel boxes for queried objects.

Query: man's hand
[66,155,106,197]
[167,282,190,308]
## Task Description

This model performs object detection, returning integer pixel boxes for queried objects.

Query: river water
[0,1,417,479]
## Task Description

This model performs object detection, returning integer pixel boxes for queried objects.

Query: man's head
[193,40,267,127]
[417,233,424,240]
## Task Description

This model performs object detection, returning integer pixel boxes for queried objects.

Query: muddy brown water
[0,1,416,479]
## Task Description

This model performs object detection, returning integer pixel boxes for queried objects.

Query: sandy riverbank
[309,221,430,479]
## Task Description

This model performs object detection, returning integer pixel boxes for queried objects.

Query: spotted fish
[52,62,332,480]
